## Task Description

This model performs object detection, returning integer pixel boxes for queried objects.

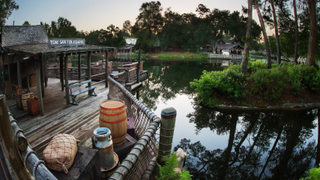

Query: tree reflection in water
[174,105,318,180]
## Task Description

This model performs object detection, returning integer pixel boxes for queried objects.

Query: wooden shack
[1,25,117,116]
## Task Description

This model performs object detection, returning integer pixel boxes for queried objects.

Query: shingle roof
[2,25,115,55]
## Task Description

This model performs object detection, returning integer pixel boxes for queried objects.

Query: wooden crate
[27,98,40,116]
[50,146,102,180]
[29,74,37,87]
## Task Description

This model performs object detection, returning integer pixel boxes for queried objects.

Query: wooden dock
[8,78,109,158]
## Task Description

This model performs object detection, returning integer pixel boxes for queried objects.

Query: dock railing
[108,76,161,180]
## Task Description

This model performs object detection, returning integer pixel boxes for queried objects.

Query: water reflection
[133,59,319,179]
[175,106,318,180]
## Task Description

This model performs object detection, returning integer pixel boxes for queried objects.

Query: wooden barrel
[22,93,30,112]
[99,100,127,147]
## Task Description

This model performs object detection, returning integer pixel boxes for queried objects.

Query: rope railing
[107,77,161,180]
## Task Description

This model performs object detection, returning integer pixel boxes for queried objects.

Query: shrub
[157,153,192,180]
[250,67,288,100]
[247,60,268,74]
[300,65,320,91]
[300,164,320,180]
[190,67,246,106]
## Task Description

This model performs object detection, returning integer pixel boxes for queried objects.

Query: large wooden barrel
[22,93,30,112]
[99,100,127,147]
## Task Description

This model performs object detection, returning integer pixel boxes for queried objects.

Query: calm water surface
[132,59,319,180]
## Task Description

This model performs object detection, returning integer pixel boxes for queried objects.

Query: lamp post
[124,37,140,83]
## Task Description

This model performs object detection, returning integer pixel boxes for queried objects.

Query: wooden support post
[17,55,22,87]
[65,54,70,104]
[87,51,91,82]
[59,54,64,91]
[105,51,108,88]
[7,54,12,98]
[0,95,32,180]
[78,53,81,80]
[36,56,45,116]
[158,107,177,164]
[26,61,30,91]
[40,57,45,98]
[137,48,141,83]
[44,57,48,87]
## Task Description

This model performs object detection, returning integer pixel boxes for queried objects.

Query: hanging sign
[48,38,85,48]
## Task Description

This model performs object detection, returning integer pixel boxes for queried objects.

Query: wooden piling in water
[158,107,177,164]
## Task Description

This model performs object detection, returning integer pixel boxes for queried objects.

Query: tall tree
[135,1,163,35]
[306,0,316,66]
[47,17,78,38]
[254,0,271,68]
[241,0,254,74]
[293,0,298,63]
[122,20,132,36]
[270,0,281,64]
[0,0,18,30]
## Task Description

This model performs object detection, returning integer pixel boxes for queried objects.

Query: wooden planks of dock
[9,78,109,157]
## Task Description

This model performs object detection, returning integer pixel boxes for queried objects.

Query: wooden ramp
[8,78,109,158]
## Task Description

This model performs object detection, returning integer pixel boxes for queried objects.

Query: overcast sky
[7,0,255,32]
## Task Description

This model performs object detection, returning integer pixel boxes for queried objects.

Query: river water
[131,59,319,180]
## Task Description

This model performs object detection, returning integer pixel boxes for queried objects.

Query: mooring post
[158,107,177,164]
[105,51,109,88]
[136,48,141,83]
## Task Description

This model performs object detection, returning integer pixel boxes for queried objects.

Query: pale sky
[6,0,253,32]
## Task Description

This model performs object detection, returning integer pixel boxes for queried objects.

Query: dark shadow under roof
[4,43,115,55]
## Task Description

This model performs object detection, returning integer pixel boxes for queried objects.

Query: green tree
[46,17,79,38]
[254,0,271,68]
[241,0,253,74]
[22,21,30,26]
[0,0,18,31]
[306,0,316,66]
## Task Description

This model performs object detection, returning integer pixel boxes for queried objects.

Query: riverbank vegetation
[190,61,320,108]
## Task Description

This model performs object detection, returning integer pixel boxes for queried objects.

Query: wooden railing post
[0,94,31,179]
[105,51,109,88]
[136,48,141,83]
[158,107,177,164]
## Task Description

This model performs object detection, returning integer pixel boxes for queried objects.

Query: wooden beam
[0,95,32,180]
[40,56,45,98]
[65,54,70,104]
[26,60,30,91]
[87,51,91,86]
[44,57,48,87]
[36,55,45,116]
[17,54,22,87]
[59,54,64,91]
[7,54,12,98]
[105,51,108,88]
[78,53,81,80]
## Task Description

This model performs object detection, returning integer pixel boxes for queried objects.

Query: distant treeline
[38,1,319,58]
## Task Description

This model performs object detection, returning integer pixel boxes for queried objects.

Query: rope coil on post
[24,150,36,166]
[32,160,45,180]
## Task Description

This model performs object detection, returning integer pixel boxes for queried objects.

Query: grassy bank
[190,61,320,108]
[149,52,207,59]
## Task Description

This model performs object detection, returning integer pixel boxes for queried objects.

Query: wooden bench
[69,79,97,105]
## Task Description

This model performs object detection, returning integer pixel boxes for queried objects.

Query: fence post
[0,94,31,179]
[158,107,176,164]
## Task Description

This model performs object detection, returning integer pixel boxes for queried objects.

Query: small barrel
[22,92,30,112]
[99,100,127,147]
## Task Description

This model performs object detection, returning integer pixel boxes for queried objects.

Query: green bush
[157,153,192,180]
[247,60,268,74]
[300,164,320,180]
[190,68,245,106]
[250,67,288,100]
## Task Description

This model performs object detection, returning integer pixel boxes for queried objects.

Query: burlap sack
[43,134,77,174]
